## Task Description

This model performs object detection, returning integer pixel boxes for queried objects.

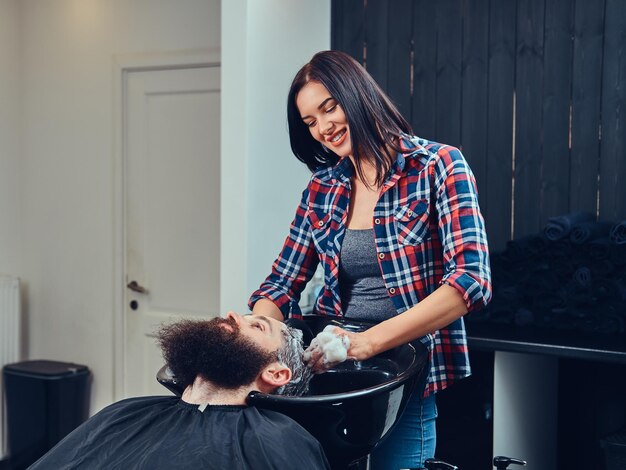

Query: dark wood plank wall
[331,0,626,251]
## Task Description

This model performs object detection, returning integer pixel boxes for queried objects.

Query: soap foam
[303,325,350,366]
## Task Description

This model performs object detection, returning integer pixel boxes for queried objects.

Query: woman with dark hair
[249,50,491,469]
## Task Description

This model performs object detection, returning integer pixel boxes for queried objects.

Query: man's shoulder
[242,407,330,468]
[95,395,179,418]
[241,407,319,444]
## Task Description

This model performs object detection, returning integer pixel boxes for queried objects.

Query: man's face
[223,311,287,353]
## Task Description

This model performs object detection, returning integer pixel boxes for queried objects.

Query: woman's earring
[321,144,330,154]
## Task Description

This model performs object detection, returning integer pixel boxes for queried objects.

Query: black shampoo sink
[248,315,428,469]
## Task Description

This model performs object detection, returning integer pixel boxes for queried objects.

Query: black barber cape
[29,396,330,470]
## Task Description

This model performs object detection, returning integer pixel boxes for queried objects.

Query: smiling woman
[249,50,491,470]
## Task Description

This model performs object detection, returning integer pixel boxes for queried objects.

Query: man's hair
[287,50,412,187]
[275,326,312,396]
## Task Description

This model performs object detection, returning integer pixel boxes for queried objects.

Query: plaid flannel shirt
[249,135,491,395]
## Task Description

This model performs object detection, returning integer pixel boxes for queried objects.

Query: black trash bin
[3,360,90,470]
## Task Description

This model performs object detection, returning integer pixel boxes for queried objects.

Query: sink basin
[156,315,429,469]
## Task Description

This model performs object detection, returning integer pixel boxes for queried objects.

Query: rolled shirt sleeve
[248,188,319,319]
[434,146,492,312]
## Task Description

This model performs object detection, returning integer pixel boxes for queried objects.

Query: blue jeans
[369,392,438,469]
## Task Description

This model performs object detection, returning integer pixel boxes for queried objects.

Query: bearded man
[29,312,327,470]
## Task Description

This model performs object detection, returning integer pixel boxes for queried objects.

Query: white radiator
[0,276,20,460]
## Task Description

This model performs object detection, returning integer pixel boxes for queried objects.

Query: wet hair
[275,327,313,396]
[287,50,413,187]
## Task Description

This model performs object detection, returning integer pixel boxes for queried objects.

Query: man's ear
[259,361,292,391]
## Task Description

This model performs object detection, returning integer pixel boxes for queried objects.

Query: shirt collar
[330,155,354,183]
[385,134,429,181]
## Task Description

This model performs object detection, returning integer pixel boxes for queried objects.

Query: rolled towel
[467,306,490,323]
[610,244,626,266]
[505,235,547,262]
[582,309,626,335]
[486,302,515,325]
[494,264,531,286]
[544,212,595,241]
[570,221,613,244]
[552,310,579,330]
[498,285,519,302]
[563,281,596,306]
[531,292,567,312]
[592,278,626,301]
[524,269,560,291]
[574,307,625,334]
[551,258,576,277]
[589,237,611,259]
[572,266,593,289]
[514,307,535,327]
[590,259,615,277]
[533,311,554,329]
[545,239,572,258]
[610,220,626,244]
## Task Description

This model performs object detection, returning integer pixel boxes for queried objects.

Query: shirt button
[317,220,324,227]
[378,253,385,260]
[374,218,381,225]
[389,287,396,294]
[407,210,413,217]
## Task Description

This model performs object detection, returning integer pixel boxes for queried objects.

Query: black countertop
[466,323,626,363]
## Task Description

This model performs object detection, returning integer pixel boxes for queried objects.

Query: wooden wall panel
[599,0,626,222]
[332,0,366,62]
[460,0,489,207]
[411,0,438,139]
[331,0,625,248]
[386,0,413,122]
[513,0,545,238]
[485,0,516,251]
[569,0,605,214]
[364,0,389,89]
[434,0,463,148]
[541,0,575,225]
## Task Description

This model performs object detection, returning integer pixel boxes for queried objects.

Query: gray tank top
[339,228,398,322]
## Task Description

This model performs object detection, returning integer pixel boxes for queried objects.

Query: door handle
[126,280,149,294]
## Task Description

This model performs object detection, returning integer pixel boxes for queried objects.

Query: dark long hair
[287,50,412,187]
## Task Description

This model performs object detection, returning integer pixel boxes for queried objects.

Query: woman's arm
[248,187,319,321]
[341,284,467,360]
[251,298,284,321]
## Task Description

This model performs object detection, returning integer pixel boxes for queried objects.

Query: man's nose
[225,311,241,327]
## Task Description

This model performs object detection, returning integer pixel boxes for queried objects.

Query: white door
[123,65,220,397]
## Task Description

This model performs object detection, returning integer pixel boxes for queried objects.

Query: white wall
[0,0,21,279]
[221,0,331,314]
[19,0,220,413]
[8,0,329,415]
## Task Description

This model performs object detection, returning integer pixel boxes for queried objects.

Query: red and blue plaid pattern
[249,135,492,395]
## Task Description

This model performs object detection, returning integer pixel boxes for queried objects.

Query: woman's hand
[340,328,377,361]
[303,326,377,374]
